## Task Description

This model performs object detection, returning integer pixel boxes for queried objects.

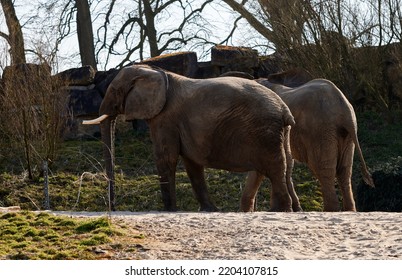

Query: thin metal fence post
[43,160,50,210]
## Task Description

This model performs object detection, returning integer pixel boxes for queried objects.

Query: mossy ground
[0,211,144,260]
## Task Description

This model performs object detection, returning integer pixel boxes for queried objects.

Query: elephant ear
[124,66,168,120]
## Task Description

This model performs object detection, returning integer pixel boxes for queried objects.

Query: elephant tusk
[82,114,109,125]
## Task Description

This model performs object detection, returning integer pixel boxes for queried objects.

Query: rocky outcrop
[54,66,102,139]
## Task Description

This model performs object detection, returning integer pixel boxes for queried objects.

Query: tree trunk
[76,0,97,70]
[142,0,160,57]
[0,0,26,64]
[101,117,116,211]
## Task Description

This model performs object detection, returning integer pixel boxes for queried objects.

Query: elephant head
[85,65,168,123]
[83,65,169,210]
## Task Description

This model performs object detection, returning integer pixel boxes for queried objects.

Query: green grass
[0,211,141,260]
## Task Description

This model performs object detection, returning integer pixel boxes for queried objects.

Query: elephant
[83,64,297,212]
[241,71,375,212]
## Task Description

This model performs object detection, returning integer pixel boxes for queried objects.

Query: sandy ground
[51,211,402,260]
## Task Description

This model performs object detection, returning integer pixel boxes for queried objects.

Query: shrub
[356,157,402,212]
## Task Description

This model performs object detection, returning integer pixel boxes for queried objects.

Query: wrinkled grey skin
[242,75,374,212]
[87,64,297,212]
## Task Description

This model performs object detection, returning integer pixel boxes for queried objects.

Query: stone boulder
[211,45,259,75]
[139,51,198,77]
[53,65,96,86]
[94,68,120,97]
[257,53,286,78]
[67,85,103,117]
[62,85,103,140]
[196,61,221,78]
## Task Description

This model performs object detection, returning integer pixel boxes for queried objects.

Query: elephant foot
[240,206,255,212]
[323,205,341,212]
[342,204,356,212]
[240,201,255,212]
[270,194,292,212]
[199,204,219,212]
[240,197,256,212]
[269,204,293,212]
[163,205,178,212]
[292,205,303,212]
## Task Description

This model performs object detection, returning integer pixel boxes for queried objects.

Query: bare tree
[0,64,67,179]
[0,0,26,64]
[0,1,70,179]
[97,0,214,67]
[222,0,402,113]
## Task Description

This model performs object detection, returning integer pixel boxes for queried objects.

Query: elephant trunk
[100,116,117,211]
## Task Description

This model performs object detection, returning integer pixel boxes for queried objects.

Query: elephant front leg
[151,129,181,211]
[158,170,177,211]
[155,152,179,211]
[313,166,339,211]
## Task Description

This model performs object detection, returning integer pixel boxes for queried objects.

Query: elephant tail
[282,105,296,127]
[352,131,375,188]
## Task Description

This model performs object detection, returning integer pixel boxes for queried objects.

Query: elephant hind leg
[241,171,264,212]
[336,143,356,211]
[312,163,339,211]
[308,139,340,212]
[264,153,293,212]
[243,171,293,212]
[182,157,218,212]
[318,175,339,211]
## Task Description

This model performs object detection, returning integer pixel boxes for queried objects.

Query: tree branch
[0,31,11,45]
[221,0,273,40]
